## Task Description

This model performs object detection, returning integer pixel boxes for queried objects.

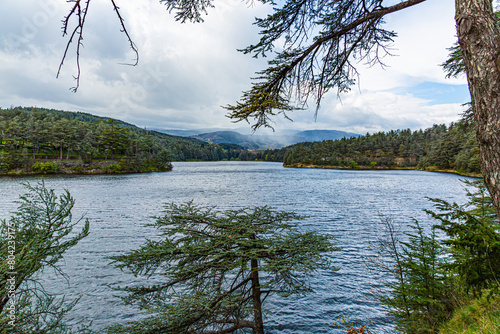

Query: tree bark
[456,0,500,217]
[250,258,264,334]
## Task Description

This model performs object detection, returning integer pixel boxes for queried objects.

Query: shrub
[32,161,58,174]
[107,163,122,173]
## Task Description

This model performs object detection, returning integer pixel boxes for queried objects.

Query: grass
[439,293,500,333]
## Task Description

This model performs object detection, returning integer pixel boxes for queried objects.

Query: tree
[372,180,500,333]
[429,180,500,296]
[373,219,454,333]
[0,181,90,333]
[99,119,130,160]
[107,202,337,334]
[59,0,500,217]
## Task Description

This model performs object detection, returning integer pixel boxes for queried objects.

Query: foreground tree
[107,203,337,334]
[430,180,500,296]
[373,219,454,333]
[372,180,500,333]
[0,182,90,333]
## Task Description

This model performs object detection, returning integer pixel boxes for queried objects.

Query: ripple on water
[0,162,475,333]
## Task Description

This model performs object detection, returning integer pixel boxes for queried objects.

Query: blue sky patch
[403,82,470,105]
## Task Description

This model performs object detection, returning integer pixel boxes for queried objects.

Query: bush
[32,161,59,173]
[107,163,122,173]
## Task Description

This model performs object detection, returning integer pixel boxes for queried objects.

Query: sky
[0,0,469,135]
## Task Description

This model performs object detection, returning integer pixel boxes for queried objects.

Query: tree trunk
[456,0,500,218]
[250,258,264,334]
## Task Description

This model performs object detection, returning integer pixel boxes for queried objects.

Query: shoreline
[283,163,482,178]
[0,159,172,176]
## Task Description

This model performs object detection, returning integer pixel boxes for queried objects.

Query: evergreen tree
[375,180,500,333]
[372,219,455,334]
[107,203,338,334]
[430,180,500,296]
[0,182,90,333]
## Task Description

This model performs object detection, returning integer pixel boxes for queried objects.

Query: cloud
[269,89,465,134]
[0,0,467,133]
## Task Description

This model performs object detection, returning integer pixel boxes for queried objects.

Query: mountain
[294,130,360,142]
[152,128,234,137]
[192,131,275,150]
[159,129,360,149]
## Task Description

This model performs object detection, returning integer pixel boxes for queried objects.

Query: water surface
[0,162,473,333]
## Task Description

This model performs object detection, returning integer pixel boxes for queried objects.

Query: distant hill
[294,130,359,143]
[156,129,360,149]
[192,131,271,150]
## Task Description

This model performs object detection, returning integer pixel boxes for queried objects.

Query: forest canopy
[282,121,480,175]
[0,107,258,173]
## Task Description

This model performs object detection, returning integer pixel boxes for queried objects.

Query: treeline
[282,122,480,174]
[0,107,258,173]
[237,146,289,162]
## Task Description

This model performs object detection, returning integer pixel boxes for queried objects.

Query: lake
[0,161,475,333]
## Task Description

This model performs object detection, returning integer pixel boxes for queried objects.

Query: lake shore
[0,159,172,176]
[284,163,482,178]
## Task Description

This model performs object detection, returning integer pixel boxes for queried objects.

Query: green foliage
[430,180,500,296]
[375,180,500,333]
[99,119,130,160]
[281,123,480,174]
[149,148,173,171]
[32,161,59,174]
[107,163,123,173]
[0,107,255,172]
[0,181,90,333]
[441,42,466,79]
[107,203,338,334]
[372,219,457,333]
[0,156,9,173]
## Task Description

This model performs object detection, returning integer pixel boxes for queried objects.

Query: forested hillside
[282,122,480,175]
[0,107,251,173]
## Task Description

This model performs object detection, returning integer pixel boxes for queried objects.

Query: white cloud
[269,89,465,134]
[0,0,467,133]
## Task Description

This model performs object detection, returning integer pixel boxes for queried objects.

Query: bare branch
[110,0,139,66]
[58,0,138,92]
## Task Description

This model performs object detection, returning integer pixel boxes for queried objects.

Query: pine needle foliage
[224,0,426,129]
[373,219,456,334]
[374,180,500,333]
[0,181,90,333]
[430,180,500,296]
[107,202,338,334]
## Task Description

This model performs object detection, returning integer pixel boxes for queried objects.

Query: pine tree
[0,182,90,333]
[107,203,338,334]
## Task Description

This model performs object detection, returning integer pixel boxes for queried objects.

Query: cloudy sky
[0,0,468,134]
